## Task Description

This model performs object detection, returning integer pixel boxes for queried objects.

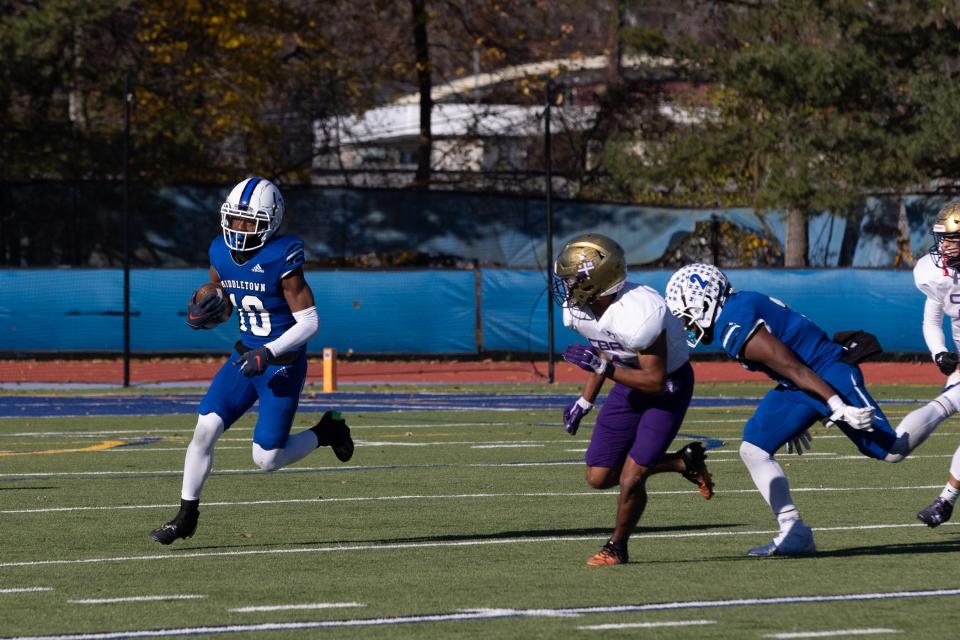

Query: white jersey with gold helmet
[563,281,690,374]
[913,253,960,357]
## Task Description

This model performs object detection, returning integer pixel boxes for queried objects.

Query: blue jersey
[714,291,844,385]
[209,234,306,350]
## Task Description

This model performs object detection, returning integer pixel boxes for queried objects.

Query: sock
[885,398,952,462]
[777,508,801,529]
[179,498,199,516]
[940,482,960,506]
[739,441,799,524]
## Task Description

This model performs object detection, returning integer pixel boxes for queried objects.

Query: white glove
[823,395,875,432]
[786,430,813,455]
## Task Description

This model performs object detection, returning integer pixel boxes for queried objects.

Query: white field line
[0,587,52,594]
[0,589,953,640]
[470,444,545,449]
[1,521,955,569]
[229,602,365,612]
[0,484,946,515]
[69,595,205,605]
[763,629,900,639]
[578,619,715,630]
[1,413,942,438]
[1,452,956,481]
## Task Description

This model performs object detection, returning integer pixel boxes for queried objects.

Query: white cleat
[747,520,816,557]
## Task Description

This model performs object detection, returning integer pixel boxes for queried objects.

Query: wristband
[826,395,844,413]
[575,396,594,411]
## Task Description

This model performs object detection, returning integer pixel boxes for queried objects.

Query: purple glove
[563,343,613,377]
[563,397,593,435]
[236,346,272,377]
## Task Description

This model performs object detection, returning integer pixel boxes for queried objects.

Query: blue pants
[744,360,897,459]
[198,349,308,450]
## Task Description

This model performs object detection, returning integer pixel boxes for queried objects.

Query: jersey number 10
[229,294,272,337]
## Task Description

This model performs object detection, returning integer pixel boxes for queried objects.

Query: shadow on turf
[163,522,741,552]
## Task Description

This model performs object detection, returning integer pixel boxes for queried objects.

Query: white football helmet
[220,177,285,252]
[665,263,732,348]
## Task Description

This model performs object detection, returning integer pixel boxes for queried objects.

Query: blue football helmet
[220,177,285,252]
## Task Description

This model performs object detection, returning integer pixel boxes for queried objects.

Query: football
[191,282,233,328]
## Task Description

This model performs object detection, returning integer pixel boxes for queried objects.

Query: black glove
[236,347,272,377]
[935,351,959,376]
[186,291,227,330]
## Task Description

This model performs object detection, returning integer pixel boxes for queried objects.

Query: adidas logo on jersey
[251,263,265,273]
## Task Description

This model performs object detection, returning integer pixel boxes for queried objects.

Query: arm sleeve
[922,297,948,358]
[265,306,319,357]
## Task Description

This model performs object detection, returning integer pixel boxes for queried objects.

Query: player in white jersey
[914,200,960,527]
[552,233,713,566]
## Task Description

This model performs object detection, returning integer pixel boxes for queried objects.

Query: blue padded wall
[0,268,935,354]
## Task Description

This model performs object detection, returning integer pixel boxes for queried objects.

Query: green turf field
[2,387,960,639]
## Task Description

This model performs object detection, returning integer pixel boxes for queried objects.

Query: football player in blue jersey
[149,177,353,545]
[665,263,960,557]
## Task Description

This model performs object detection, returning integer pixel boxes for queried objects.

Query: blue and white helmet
[220,177,285,252]
[665,263,732,348]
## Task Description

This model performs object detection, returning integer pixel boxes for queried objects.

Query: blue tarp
[0,268,940,354]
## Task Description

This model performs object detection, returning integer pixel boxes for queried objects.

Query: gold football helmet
[931,200,960,269]
[552,233,627,309]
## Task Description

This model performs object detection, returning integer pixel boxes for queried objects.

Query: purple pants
[585,361,694,468]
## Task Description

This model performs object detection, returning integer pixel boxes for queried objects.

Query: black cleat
[311,410,354,462]
[917,497,954,528]
[149,512,198,545]
[678,441,714,499]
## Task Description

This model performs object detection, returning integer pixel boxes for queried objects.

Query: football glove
[786,430,812,456]
[186,291,227,330]
[236,347,272,377]
[563,343,613,377]
[935,351,959,376]
[823,395,875,432]
[563,396,593,436]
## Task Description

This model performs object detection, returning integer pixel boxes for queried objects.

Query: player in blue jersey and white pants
[665,263,960,557]
[150,177,353,545]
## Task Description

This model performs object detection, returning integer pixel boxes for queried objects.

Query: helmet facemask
[221,204,273,252]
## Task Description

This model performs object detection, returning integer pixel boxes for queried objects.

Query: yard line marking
[229,602,365,612]
[1,522,955,569]
[0,589,953,640]
[0,484,947,515]
[470,444,545,449]
[763,629,900,638]
[0,587,52,594]
[69,595,206,604]
[2,452,956,481]
[578,620,715,630]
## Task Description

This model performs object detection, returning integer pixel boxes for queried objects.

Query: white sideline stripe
[578,619,715,630]
[0,423,513,436]
[229,602,364,612]
[69,595,205,604]
[1,484,946,515]
[0,589,953,640]
[0,587,52,594]
[1,521,955,569]
[764,629,900,639]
